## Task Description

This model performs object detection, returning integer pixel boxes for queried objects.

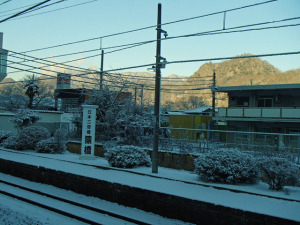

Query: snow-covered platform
[0,148,299,225]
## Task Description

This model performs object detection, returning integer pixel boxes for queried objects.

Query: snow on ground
[0,148,300,223]
[0,174,189,225]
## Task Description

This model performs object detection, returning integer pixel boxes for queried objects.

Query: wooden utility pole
[152,3,162,173]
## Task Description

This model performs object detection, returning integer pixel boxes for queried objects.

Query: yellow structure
[167,106,212,140]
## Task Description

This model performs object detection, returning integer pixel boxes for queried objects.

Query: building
[0,32,8,82]
[166,106,212,140]
[213,83,300,149]
[54,88,91,112]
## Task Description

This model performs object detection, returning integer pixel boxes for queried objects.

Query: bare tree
[23,75,54,109]
[0,82,26,110]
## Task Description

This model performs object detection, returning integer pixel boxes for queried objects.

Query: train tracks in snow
[0,178,152,225]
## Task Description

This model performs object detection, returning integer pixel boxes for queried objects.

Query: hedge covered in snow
[11,109,40,130]
[0,130,14,144]
[105,145,151,168]
[257,156,299,191]
[17,126,50,150]
[35,129,67,154]
[2,134,19,150]
[194,148,259,184]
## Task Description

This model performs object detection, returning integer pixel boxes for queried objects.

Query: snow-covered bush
[53,128,67,152]
[35,138,57,154]
[0,130,14,144]
[2,134,19,150]
[35,128,67,154]
[11,109,40,130]
[104,145,151,168]
[18,126,50,150]
[257,156,299,191]
[194,149,259,184]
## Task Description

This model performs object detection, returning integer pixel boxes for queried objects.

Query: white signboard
[57,73,71,89]
[80,105,98,160]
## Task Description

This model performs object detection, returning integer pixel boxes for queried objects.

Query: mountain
[0,78,15,86]
[184,55,300,107]
[188,54,282,87]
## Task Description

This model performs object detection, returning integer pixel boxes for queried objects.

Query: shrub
[11,109,40,130]
[35,138,57,154]
[35,128,67,154]
[257,156,299,191]
[194,149,259,184]
[2,134,19,150]
[105,145,151,168]
[18,126,50,150]
[53,128,67,152]
[0,130,14,144]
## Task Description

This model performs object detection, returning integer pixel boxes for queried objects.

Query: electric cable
[0,0,51,24]
[14,0,277,54]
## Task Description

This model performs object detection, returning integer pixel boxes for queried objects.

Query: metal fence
[157,127,300,163]
[68,126,300,164]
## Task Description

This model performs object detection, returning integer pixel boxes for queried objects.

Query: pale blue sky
[1,0,300,80]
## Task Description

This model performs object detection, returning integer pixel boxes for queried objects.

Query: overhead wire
[11,15,298,76]
[0,0,51,24]
[13,0,277,54]
[4,0,98,22]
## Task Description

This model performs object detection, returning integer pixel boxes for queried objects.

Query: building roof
[184,106,212,114]
[214,83,300,93]
[164,106,213,116]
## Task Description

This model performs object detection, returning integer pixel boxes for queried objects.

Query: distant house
[165,106,212,140]
[54,88,133,113]
[54,88,91,113]
[213,83,300,149]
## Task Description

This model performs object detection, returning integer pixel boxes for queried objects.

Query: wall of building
[168,115,211,140]
[0,111,74,134]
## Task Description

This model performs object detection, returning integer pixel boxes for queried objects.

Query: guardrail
[218,107,300,119]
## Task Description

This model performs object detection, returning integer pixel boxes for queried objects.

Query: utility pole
[212,70,216,118]
[152,3,162,173]
[100,50,104,90]
[140,84,144,108]
[134,86,137,105]
[209,70,216,142]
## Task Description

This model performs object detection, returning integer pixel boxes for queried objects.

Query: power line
[7,17,299,78]
[166,51,300,65]
[0,0,12,7]
[13,15,298,74]
[0,2,38,15]
[100,51,300,74]
[15,0,277,54]
[0,0,51,24]
[5,0,98,22]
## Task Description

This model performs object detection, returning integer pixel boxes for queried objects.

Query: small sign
[57,73,71,89]
[80,105,98,160]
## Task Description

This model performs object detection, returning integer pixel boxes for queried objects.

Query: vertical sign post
[80,105,98,160]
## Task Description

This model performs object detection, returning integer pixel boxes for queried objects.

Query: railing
[68,126,300,164]
[217,107,300,119]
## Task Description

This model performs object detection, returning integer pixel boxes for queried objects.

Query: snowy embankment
[0,148,299,222]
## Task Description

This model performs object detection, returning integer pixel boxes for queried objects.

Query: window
[290,96,300,107]
[287,129,300,142]
[258,97,273,107]
[236,97,249,107]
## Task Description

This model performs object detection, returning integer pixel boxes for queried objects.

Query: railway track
[0,178,151,225]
